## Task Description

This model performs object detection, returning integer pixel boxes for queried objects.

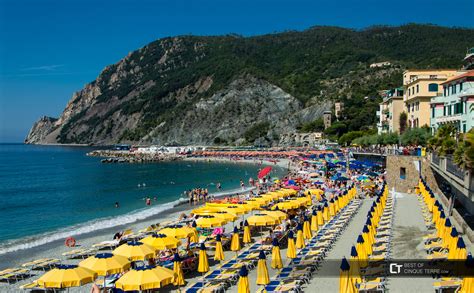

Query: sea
[0,144,285,255]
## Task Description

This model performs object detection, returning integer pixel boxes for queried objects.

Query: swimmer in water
[115,202,120,208]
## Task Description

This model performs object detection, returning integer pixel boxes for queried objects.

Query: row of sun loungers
[260,197,363,292]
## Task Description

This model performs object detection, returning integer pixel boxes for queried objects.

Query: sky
[0,0,473,142]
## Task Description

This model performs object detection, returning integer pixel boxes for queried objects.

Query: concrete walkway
[305,198,374,291]
[387,191,433,292]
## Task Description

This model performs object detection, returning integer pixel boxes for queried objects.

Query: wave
[0,197,188,256]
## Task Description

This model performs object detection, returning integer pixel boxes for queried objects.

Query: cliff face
[25,25,474,145]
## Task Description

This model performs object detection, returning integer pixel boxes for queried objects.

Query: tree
[299,118,325,133]
[324,121,347,140]
[400,128,431,146]
[399,112,407,134]
[454,128,474,170]
[428,124,457,155]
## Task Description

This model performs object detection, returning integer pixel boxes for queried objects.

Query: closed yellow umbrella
[36,264,97,289]
[311,210,319,232]
[303,216,312,239]
[173,253,185,287]
[238,265,250,293]
[141,233,181,250]
[317,208,324,226]
[247,214,280,226]
[256,250,270,285]
[459,254,474,293]
[455,237,467,260]
[115,265,175,291]
[349,246,362,286]
[196,215,227,228]
[159,225,195,239]
[339,257,355,293]
[197,242,209,273]
[79,253,130,276]
[113,241,155,261]
[271,238,283,269]
[356,235,368,268]
[259,210,287,221]
[286,231,296,259]
[231,226,241,252]
[214,234,225,261]
[296,224,305,249]
[243,220,252,244]
[323,204,329,222]
[190,221,199,243]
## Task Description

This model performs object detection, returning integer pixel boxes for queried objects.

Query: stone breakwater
[87,150,183,163]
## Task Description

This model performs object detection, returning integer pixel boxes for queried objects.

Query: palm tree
[454,128,474,170]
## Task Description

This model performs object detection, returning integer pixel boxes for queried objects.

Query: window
[407,104,411,112]
[432,107,435,118]
[408,88,410,96]
[443,106,446,116]
[460,83,463,91]
[428,83,439,92]
[463,124,467,133]
[416,84,419,93]
[448,105,452,115]
[453,84,457,94]
[444,87,447,96]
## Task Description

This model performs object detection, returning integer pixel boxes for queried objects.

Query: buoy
[65,237,76,247]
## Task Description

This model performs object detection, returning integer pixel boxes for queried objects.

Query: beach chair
[433,279,462,292]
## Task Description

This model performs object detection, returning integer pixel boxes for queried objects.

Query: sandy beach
[0,157,291,292]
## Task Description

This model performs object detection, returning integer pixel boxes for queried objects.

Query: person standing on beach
[240,179,245,190]
[146,197,151,206]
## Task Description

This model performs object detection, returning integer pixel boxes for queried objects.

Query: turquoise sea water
[0,144,284,254]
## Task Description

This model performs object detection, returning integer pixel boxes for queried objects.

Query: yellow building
[403,69,457,128]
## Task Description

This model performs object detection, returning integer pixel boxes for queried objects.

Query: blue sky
[0,0,473,142]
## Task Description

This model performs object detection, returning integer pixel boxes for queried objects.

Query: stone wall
[386,155,420,193]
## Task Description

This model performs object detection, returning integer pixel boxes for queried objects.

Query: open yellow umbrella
[243,220,252,244]
[159,225,195,239]
[173,253,185,287]
[303,216,312,239]
[197,242,209,273]
[115,265,175,291]
[196,215,227,228]
[296,224,305,249]
[231,226,241,252]
[223,205,248,215]
[238,265,250,293]
[286,231,296,259]
[141,233,181,250]
[339,257,355,293]
[247,213,280,226]
[113,241,155,261]
[271,238,283,269]
[214,234,225,261]
[79,253,130,276]
[259,210,287,221]
[209,211,238,222]
[36,264,97,289]
[256,250,270,285]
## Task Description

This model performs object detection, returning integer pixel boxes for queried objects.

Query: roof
[441,70,474,85]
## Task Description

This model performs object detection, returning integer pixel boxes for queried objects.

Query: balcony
[437,114,462,124]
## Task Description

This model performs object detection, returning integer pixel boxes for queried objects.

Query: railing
[432,152,441,166]
[446,155,465,179]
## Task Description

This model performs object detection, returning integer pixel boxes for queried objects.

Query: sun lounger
[358,281,386,292]
[0,268,30,283]
[433,279,462,292]
[92,239,120,249]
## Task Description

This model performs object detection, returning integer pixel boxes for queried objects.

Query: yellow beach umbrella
[311,210,318,231]
[349,246,362,285]
[210,211,238,222]
[141,233,181,250]
[356,235,368,268]
[243,220,252,244]
[459,254,474,293]
[190,221,199,243]
[317,209,324,226]
[173,253,185,287]
[231,226,241,252]
[214,234,225,261]
[256,250,270,285]
[196,215,227,228]
[455,237,468,260]
[159,225,195,239]
[271,238,283,269]
[273,200,299,210]
[286,231,296,259]
[303,216,312,239]
[339,257,355,293]
[259,210,287,221]
[36,264,97,289]
[79,253,130,276]
[115,265,175,291]
[238,265,250,293]
[222,205,248,215]
[296,224,305,249]
[113,241,155,261]
[247,213,280,226]
[197,243,209,273]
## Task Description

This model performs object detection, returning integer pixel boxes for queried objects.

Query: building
[322,111,332,129]
[430,70,474,134]
[370,61,391,68]
[334,102,344,120]
[377,88,404,134]
[403,69,458,128]
[463,47,474,70]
